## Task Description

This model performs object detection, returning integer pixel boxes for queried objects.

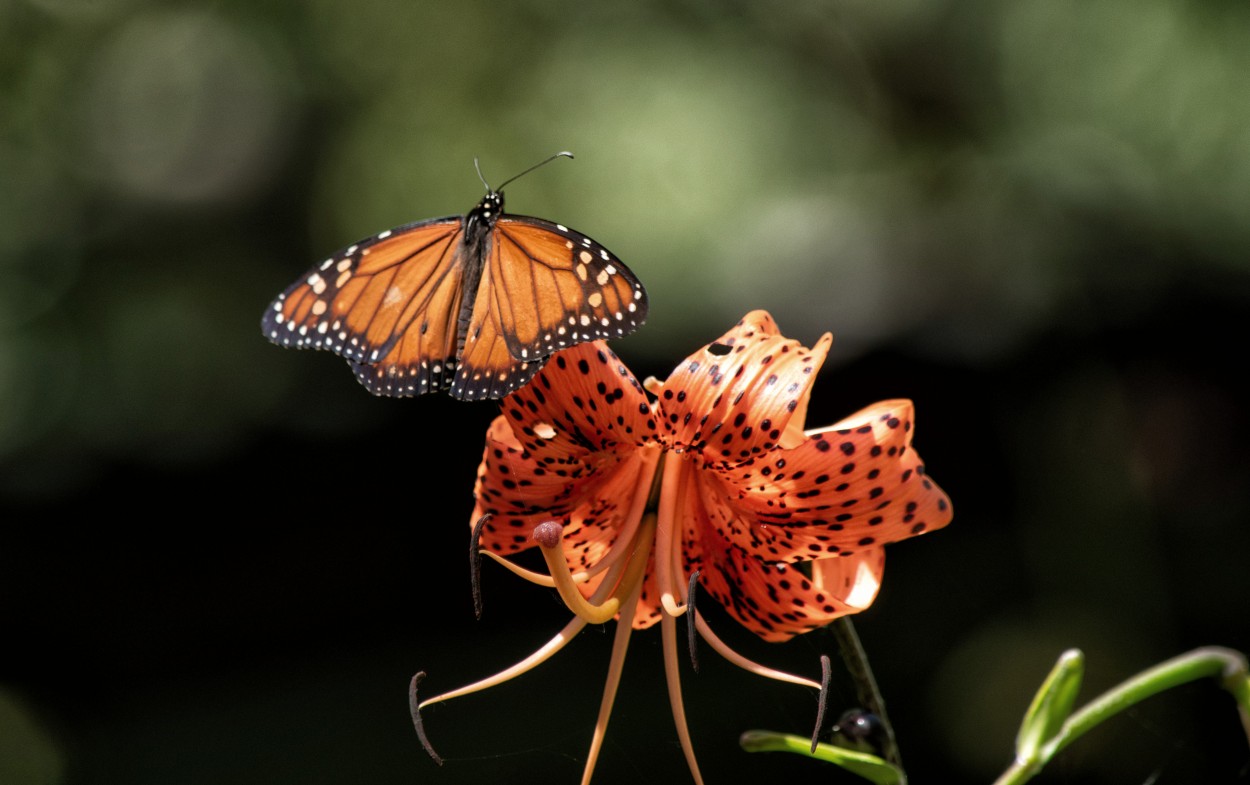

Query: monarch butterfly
[261,152,648,401]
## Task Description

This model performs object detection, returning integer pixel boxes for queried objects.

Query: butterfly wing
[448,215,648,400]
[261,216,471,396]
[263,205,649,402]
[447,293,538,400]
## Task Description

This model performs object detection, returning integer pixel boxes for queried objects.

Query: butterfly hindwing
[450,285,539,401]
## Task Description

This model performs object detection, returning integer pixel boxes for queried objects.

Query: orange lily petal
[474,422,659,568]
[498,341,656,456]
[655,311,830,466]
[707,400,952,563]
[472,341,658,571]
[698,544,888,642]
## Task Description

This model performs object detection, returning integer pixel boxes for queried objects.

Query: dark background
[2,1,1248,783]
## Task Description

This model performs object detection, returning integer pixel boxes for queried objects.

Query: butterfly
[261,153,648,401]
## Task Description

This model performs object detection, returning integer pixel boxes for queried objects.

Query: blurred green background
[3,0,1249,783]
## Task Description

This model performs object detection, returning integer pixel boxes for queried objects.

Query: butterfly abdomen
[454,192,504,358]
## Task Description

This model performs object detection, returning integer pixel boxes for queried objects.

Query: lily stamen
[686,569,702,672]
[469,514,490,619]
[663,610,706,785]
[408,672,443,765]
[580,569,645,785]
[417,556,630,714]
[655,456,691,618]
[417,614,589,713]
[692,614,823,690]
[812,654,832,753]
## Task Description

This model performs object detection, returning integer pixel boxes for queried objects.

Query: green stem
[993,646,1250,785]
[833,617,905,779]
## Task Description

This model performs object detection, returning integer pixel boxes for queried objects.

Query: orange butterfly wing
[451,215,648,400]
[262,198,649,401]
[262,217,470,396]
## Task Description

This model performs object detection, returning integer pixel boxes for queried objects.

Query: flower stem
[832,617,905,780]
[993,646,1250,785]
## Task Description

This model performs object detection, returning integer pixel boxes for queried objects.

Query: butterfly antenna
[473,156,491,191]
[494,151,574,192]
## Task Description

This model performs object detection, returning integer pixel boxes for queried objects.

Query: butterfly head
[465,190,504,242]
[466,152,573,239]
[479,189,503,217]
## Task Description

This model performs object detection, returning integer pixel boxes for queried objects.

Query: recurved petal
[498,341,656,461]
[472,419,642,564]
[706,400,952,563]
[698,544,887,642]
[474,414,604,553]
[655,310,831,466]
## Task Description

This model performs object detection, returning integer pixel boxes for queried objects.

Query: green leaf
[1014,649,1085,761]
[740,730,904,785]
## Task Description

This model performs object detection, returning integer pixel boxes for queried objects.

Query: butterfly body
[262,186,647,401]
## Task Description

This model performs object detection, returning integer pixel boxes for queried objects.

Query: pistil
[533,521,622,624]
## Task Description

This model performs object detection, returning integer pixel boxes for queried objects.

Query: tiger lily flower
[414,310,952,784]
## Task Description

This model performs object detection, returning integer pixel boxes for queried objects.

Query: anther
[811,654,832,753]
[409,672,444,765]
[469,514,491,619]
[686,569,702,672]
